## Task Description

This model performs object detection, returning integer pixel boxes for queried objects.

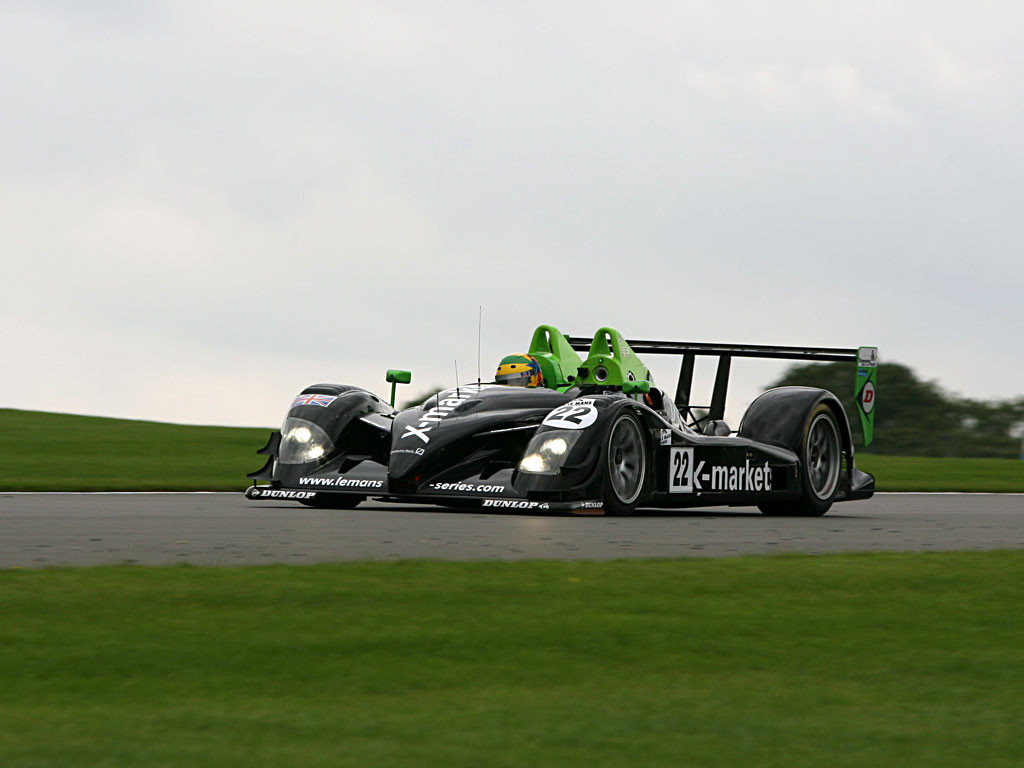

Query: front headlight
[518,430,582,475]
[278,417,335,464]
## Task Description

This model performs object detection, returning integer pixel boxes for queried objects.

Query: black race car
[246,325,877,516]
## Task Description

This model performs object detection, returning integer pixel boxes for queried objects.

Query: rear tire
[602,412,647,516]
[758,404,841,517]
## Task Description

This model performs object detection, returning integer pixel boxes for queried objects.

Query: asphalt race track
[2,492,1024,567]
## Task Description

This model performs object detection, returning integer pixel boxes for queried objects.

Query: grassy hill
[0,409,269,491]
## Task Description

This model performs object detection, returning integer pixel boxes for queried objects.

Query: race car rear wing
[565,336,878,444]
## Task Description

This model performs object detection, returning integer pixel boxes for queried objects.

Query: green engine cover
[527,325,584,391]
[577,327,650,388]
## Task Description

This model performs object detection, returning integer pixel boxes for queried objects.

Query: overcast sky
[2,1,1021,427]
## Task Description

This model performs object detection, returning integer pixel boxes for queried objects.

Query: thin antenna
[454,360,460,397]
[477,305,482,385]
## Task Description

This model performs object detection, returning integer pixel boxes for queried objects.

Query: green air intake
[577,327,650,388]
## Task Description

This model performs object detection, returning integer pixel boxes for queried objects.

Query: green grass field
[0,409,268,491]
[2,408,1023,492]
[3,552,1024,767]
[855,454,1024,492]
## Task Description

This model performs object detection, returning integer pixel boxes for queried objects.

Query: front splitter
[244,485,605,515]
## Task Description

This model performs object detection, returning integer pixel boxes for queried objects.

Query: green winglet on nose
[386,369,412,406]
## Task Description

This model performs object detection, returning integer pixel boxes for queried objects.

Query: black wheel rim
[608,416,645,504]
[806,412,840,500]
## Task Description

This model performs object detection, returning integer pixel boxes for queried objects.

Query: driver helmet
[495,354,544,387]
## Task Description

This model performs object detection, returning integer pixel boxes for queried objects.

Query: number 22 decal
[669,447,694,493]
[542,401,598,430]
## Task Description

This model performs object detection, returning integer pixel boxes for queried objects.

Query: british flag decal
[291,393,337,408]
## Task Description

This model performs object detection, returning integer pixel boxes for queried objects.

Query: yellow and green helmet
[495,353,544,387]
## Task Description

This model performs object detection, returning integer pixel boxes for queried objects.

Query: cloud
[678,63,912,127]
[2,1,1023,425]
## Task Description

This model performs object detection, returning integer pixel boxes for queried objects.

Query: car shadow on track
[256,499,867,519]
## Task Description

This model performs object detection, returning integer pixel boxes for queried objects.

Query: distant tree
[398,387,445,411]
[767,363,1021,458]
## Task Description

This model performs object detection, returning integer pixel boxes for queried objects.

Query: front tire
[758,404,841,517]
[602,412,647,516]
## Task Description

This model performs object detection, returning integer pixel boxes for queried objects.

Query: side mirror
[386,369,412,406]
[623,380,650,395]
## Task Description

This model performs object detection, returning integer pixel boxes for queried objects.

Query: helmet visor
[496,370,532,386]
